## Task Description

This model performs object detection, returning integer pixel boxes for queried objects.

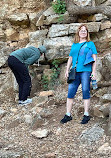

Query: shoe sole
[60,119,72,124]
[80,119,90,124]
[18,102,32,106]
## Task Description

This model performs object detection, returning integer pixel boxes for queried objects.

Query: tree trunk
[66,0,111,18]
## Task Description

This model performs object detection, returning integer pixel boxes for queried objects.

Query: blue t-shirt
[69,41,97,72]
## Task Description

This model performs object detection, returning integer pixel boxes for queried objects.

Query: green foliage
[57,14,64,23]
[41,59,61,90]
[52,0,66,14]
[41,75,49,90]
[49,59,61,89]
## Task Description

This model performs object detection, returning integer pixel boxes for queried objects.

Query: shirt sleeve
[24,55,39,66]
[91,42,97,54]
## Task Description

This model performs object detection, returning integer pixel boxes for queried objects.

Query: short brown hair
[74,24,90,43]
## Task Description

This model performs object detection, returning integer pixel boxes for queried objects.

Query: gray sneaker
[19,98,32,106]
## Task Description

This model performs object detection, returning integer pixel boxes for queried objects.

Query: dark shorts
[67,71,91,99]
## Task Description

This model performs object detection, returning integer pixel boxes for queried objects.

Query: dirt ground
[0,91,111,158]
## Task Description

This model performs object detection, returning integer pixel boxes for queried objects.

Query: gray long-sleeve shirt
[10,46,40,67]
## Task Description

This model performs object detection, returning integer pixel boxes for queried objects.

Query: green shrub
[52,0,66,14]
[41,59,61,90]
[41,75,49,90]
[49,59,61,89]
[57,14,64,23]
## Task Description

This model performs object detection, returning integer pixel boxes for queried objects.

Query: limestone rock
[88,14,107,22]
[0,108,7,119]
[48,24,69,38]
[96,57,103,82]
[93,105,105,118]
[0,69,14,95]
[100,21,111,30]
[33,96,48,107]
[95,0,107,5]
[23,0,45,10]
[99,103,110,117]
[59,63,67,84]
[100,94,111,103]
[28,29,48,42]
[0,150,24,158]
[45,153,56,158]
[44,11,69,25]
[48,22,101,38]
[101,52,111,81]
[30,106,43,115]
[26,29,48,48]
[72,0,92,7]
[36,14,45,27]
[104,0,111,6]
[39,90,54,97]
[31,129,49,138]
[79,124,104,145]
[39,108,52,118]
[69,22,101,34]
[31,115,44,130]
[5,28,19,41]
[8,13,29,27]
[0,29,6,41]
[36,7,70,26]
[29,13,37,26]
[94,87,108,98]
[44,36,73,61]
[43,7,55,17]
[0,42,12,67]
[98,143,111,154]
[24,115,32,124]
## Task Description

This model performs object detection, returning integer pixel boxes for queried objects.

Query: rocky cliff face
[0,0,111,157]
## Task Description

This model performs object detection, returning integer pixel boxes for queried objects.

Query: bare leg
[83,99,90,114]
[66,98,74,114]
[60,98,73,124]
[81,98,90,124]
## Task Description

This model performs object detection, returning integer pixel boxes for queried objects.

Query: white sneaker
[18,98,32,105]
[26,98,32,102]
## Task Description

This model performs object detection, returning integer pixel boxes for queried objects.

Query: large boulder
[96,57,103,82]
[72,0,92,7]
[101,52,111,81]
[36,7,77,26]
[48,22,101,38]
[26,29,48,48]
[7,13,30,28]
[0,42,12,67]
[44,36,73,61]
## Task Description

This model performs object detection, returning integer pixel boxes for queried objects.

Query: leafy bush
[41,59,61,90]
[52,0,66,14]
[41,75,49,90]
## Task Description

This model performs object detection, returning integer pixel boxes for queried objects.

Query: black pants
[8,56,31,101]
